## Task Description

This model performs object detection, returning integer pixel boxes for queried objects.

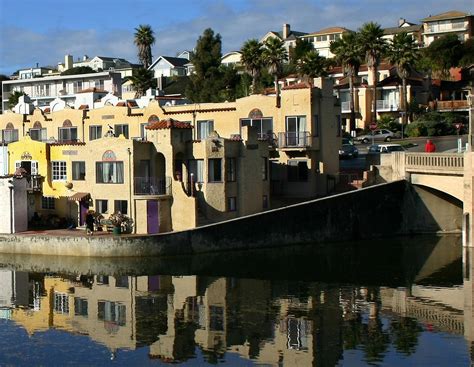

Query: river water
[0,235,469,366]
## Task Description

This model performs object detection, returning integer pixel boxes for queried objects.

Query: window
[97,275,109,285]
[313,115,319,137]
[41,196,55,209]
[72,161,85,180]
[209,305,224,331]
[114,124,129,138]
[73,81,82,93]
[240,118,273,140]
[29,128,47,141]
[114,200,128,215]
[208,159,222,182]
[285,116,307,146]
[96,162,124,183]
[197,120,214,140]
[89,125,102,140]
[54,292,69,314]
[115,276,129,288]
[140,123,148,140]
[98,301,126,326]
[96,199,108,214]
[288,160,308,182]
[52,161,67,181]
[227,197,237,212]
[188,159,204,183]
[226,158,236,182]
[74,298,88,316]
[263,195,268,209]
[262,157,268,180]
[2,129,18,143]
[58,127,77,142]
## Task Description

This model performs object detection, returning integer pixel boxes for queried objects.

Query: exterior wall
[423,16,473,46]
[0,177,28,233]
[1,72,122,111]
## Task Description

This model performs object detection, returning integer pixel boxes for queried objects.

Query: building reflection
[0,254,469,365]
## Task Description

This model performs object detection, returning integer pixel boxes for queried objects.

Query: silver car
[357,129,399,144]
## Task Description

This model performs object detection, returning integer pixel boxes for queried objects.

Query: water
[0,235,469,366]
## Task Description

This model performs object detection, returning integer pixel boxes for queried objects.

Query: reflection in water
[0,235,469,366]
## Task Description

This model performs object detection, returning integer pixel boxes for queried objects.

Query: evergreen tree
[186,28,225,103]
[330,31,362,132]
[8,91,26,109]
[358,22,388,124]
[262,37,288,107]
[424,34,463,76]
[240,39,264,94]
[134,24,155,69]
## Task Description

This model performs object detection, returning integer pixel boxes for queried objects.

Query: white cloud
[0,0,473,75]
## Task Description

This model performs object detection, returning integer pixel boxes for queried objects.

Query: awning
[68,192,91,202]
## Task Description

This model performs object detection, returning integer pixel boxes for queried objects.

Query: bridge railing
[404,152,464,175]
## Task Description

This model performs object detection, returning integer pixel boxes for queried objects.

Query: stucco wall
[0,178,28,234]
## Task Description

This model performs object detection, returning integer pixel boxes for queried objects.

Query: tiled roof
[282,82,311,90]
[422,11,470,22]
[306,27,351,36]
[146,118,193,130]
[383,24,422,35]
[162,107,236,115]
[76,87,107,94]
[78,104,89,110]
[49,141,86,146]
[116,102,126,107]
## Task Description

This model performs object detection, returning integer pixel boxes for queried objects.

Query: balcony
[426,22,466,34]
[26,175,43,191]
[258,132,278,148]
[134,177,171,196]
[375,100,400,112]
[278,132,312,149]
[436,100,469,111]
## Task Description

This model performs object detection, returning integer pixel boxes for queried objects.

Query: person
[85,211,95,235]
[425,139,436,153]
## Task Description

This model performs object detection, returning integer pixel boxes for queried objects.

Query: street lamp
[469,90,474,151]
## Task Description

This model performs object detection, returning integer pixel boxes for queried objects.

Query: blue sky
[0,0,473,75]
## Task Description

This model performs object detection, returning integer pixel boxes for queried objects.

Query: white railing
[376,100,399,111]
[405,153,464,175]
[427,22,466,33]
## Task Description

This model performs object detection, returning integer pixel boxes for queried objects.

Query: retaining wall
[0,180,462,257]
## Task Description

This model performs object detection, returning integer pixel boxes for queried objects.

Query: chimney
[398,18,406,27]
[283,24,290,39]
[65,55,73,70]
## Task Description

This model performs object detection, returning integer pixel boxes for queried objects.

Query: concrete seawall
[0,180,462,257]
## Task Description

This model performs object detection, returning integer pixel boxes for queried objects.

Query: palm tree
[358,22,388,124]
[262,37,288,107]
[296,50,328,83]
[240,39,264,94]
[388,32,419,130]
[330,31,362,132]
[128,68,155,98]
[134,24,155,68]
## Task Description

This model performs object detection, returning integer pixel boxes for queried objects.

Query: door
[79,201,89,226]
[147,200,159,234]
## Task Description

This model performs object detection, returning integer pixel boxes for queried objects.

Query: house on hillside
[422,10,473,46]
[300,27,351,58]
[260,24,308,53]
[383,18,423,44]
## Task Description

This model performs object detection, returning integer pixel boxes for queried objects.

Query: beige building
[422,10,473,46]
[300,27,351,58]
[0,79,340,233]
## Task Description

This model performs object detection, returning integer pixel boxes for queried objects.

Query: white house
[148,56,190,78]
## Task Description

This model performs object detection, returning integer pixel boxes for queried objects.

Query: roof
[305,27,351,36]
[146,118,193,130]
[383,24,422,35]
[422,11,470,22]
[148,56,189,70]
[268,29,308,40]
[282,82,312,90]
[95,56,131,63]
[68,192,91,201]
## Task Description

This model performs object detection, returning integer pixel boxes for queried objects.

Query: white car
[368,144,405,154]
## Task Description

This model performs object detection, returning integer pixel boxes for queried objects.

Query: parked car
[368,144,405,154]
[339,144,359,159]
[356,129,400,144]
[342,137,354,145]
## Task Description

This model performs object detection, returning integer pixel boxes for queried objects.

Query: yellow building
[0,79,340,232]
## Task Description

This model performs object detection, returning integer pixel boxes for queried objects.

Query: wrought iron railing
[277,131,311,148]
[134,176,171,195]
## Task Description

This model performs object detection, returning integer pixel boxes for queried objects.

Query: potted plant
[109,211,125,235]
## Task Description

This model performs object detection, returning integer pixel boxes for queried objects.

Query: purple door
[147,200,159,234]
[79,201,89,226]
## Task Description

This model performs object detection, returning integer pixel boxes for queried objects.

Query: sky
[0,0,473,75]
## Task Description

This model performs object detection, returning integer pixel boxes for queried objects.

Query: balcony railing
[278,132,311,149]
[376,100,400,111]
[258,132,278,147]
[134,176,171,195]
[426,23,466,33]
[26,175,43,191]
[436,100,469,111]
